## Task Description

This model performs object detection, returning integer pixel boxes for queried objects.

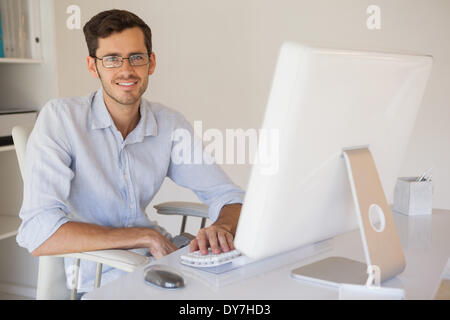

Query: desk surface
[84,210,450,300]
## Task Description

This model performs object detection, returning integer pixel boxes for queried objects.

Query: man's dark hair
[83,9,152,58]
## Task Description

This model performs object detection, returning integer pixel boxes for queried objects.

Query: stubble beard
[102,76,148,107]
[96,64,149,107]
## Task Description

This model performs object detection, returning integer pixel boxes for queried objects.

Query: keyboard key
[180,249,241,268]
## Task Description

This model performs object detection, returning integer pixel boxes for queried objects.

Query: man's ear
[149,52,156,75]
[87,56,100,79]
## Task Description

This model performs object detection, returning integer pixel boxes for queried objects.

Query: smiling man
[16,9,244,293]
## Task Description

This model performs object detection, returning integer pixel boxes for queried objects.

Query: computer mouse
[143,264,185,289]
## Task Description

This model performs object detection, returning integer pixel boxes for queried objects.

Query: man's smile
[115,79,139,90]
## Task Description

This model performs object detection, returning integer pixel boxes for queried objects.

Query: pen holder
[393,177,432,216]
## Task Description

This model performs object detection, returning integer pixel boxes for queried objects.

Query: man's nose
[116,59,136,76]
[121,58,134,70]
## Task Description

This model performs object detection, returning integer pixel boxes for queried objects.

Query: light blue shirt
[16,88,245,291]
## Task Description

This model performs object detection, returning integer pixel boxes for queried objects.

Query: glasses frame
[94,53,151,68]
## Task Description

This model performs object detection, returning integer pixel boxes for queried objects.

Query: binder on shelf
[0,7,5,57]
[0,0,10,57]
[5,0,15,58]
[16,0,30,59]
[26,0,41,60]
[0,0,41,60]
[10,0,29,59]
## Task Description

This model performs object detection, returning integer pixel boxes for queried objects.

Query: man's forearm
[31,221,155,256]
[213,203,242,235]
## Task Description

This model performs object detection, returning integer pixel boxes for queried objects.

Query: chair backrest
[11,125,33,181]
[12,125,70,300]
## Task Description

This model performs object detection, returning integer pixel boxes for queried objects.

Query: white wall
[52,0,450,236]
[1,0,449,295]
[53,0,260,235]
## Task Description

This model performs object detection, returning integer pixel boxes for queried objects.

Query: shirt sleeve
[16,101,74,253]
[167,114,245,223]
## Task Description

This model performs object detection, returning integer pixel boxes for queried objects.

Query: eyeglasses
[94,53,150,68]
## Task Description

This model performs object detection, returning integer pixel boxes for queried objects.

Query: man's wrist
[214,203,242,235]
[129,227,160,249]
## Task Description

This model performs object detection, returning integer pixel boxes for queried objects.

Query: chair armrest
[154,201,209,219]
[57,249,150,273]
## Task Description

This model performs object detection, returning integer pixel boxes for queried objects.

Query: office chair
[12,125,208,300]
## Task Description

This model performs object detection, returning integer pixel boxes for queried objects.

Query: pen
[416,168,432,182]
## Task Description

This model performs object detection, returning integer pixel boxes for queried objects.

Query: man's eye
[131,55,144,61]
[105,56,120,62]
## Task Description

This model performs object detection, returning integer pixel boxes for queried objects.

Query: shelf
[0,215,21,241]
[0,145,15,153]
[0,58,43,64]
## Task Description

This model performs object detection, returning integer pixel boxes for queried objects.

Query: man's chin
[116,96,140,106]
[102,81,148,106]
[106,90,141,106]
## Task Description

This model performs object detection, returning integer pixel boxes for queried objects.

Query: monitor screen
[234,42,432,260]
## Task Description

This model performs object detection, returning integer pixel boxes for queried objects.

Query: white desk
[84,210,450,300]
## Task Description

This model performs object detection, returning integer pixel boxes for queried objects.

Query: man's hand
[190,203,242,255]
[31,222,178,259]
[147,229,178,259]
[190,225,235,255]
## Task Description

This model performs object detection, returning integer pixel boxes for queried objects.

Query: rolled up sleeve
[16,102,74,253]
[167,115,245,222]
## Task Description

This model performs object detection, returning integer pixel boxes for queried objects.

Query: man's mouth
[115,80,139,88]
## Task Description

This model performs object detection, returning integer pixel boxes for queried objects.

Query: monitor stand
[291,147,406,286]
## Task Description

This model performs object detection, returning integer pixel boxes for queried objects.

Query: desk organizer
[393,177,432,216]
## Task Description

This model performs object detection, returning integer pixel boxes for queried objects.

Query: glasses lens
[103,56,122,68]
[129,54,149,66]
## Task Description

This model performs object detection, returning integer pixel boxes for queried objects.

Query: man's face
[87,27,156,107]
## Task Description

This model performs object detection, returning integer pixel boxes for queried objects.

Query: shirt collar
[90,88,113,130]
[128,99,158,144]
[89,88,158,141]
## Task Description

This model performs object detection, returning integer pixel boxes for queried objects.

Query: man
[16,9,244,292]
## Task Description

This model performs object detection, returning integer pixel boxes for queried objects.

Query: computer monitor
[234,42,432,284]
